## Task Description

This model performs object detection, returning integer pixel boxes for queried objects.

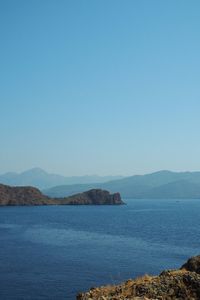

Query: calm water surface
[1,199,200,299]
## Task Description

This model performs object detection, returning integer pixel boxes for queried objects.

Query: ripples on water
[0,199,200,299]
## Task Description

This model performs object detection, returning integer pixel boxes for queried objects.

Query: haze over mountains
[0,168,123,190]
[2,168,200,199]
[44,170,200,199]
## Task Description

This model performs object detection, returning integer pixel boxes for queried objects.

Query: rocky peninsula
[77,255,200,300]
[0,183,124,205]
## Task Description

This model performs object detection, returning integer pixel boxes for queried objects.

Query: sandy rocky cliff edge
[77,255,200,300]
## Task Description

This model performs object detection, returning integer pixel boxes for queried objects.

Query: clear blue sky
[1,0,200,176]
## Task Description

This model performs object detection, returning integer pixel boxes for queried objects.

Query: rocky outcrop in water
[0,184,124,206]
[77,255,200,300]
[61,189,123,205]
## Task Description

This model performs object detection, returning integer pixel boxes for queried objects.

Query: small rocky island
[0,183,124,206]
[77,255,200,300]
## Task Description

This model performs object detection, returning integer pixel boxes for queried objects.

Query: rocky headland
[0,184,124,206]
[77,255,200,300]
[60,189,123,205]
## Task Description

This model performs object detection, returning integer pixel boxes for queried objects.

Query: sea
[1,199,200,300]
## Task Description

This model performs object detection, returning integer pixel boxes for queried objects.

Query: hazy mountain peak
[20,167,48,176]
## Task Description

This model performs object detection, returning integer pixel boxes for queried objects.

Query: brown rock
[0,184,124,206]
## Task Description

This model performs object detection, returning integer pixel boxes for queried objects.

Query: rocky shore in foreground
[0,183,124,205]
[77,255,200,300]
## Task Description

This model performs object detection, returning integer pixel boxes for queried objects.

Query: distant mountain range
[43,170,200,199]
[2,169,200,199]
[0,168,123,190]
